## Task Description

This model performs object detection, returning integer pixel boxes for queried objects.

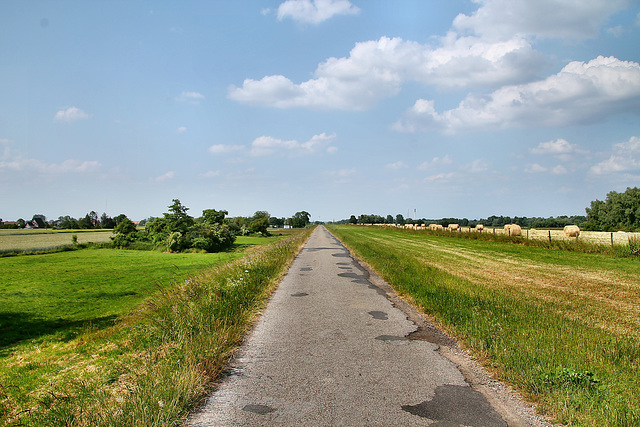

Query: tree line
[338,187,640,232]
[338,214,588,229]
[0,200,312,253]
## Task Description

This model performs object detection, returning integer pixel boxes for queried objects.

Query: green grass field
[0,248,242,351]
[329,225,640,426]
[0,231,311,425]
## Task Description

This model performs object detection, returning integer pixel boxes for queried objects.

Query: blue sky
[2,0,640,222]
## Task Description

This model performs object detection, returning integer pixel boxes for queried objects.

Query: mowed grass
[0,231,311,425]
[0,248,242,350]
[329,225,640,426]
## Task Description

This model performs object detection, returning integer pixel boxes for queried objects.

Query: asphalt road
[186,226,548,426]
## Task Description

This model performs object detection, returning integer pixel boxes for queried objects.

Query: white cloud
[177,91,205,104]
[229,35,543,110]
[607,25,625,37]
[386,161,409,170]
[1,157,101,175]
[199,170,221,178]
[525,163,567,174]
[208,144,245,154]
[524,163,548,173]
[468,158,492,173]
[176,126,187,134]
[532,139,579,155]
[453,0,632,40]
[155,171,175,182]
[590,136,640,174]
[394,56,640,133]
[531,138,589,161]
[277,0,360,24]
[551,165,568,174]
[249,132,336,156]
[326,146,338,154]
[54,107,89,123]
[323,168,356,184]
[1,140,103,176]
[424,172,456,183]
[418,155,453,170]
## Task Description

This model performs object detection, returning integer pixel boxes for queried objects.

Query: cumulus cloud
[524,163,569,174]
[277,0,360,24]
[453,0,632,40]
[468,158,492,173]
[590,136,640,175]
[249,132,336,156]
[177,91,205,104]
[531,138,589,161]
[418,155,453,170]
[424,172,456,183]
[524,163,548,173]
[229,35,543,110]
[176,126,187,134]
[155,171,175,182]
[1,157,101,174]
[54,107,89,122]
[386,161,409,170]
[393,56,640,133]
[1,139,103,175]
[208,144,245,154]
[199,170,221,178]
[323,168,356,184]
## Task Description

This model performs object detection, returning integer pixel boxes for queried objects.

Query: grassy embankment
[0,229,313,426]
[329,225,640,426]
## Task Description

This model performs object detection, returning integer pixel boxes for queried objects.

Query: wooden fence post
[611,232,614,248]
[548,230,551,243]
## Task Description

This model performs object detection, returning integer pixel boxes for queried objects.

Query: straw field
[0,229,113,252]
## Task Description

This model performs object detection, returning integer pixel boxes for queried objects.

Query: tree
[291,211,311,228]
[586,187,640,231]
[201,209,228,225]
[111,215,138,247]
[250,211,271,235]
[395,214,405,225]
[142,199,236,252]
[349,215,358,224]
[165,199,194,233]
[269,217,285,228]
[100,212,115,229]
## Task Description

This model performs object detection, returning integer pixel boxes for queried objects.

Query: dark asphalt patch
[300,267,312,271]
[402,385,507,426]
[368,311,388,320]
[338,272,369,284]
[375,335,408,342]
[291,292,309,297]
[242,404,276,415]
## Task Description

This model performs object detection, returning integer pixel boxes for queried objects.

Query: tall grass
[329,225,640,426]
[1,228,313,426]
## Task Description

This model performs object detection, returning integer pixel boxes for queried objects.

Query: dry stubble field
[0,229,114,252]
